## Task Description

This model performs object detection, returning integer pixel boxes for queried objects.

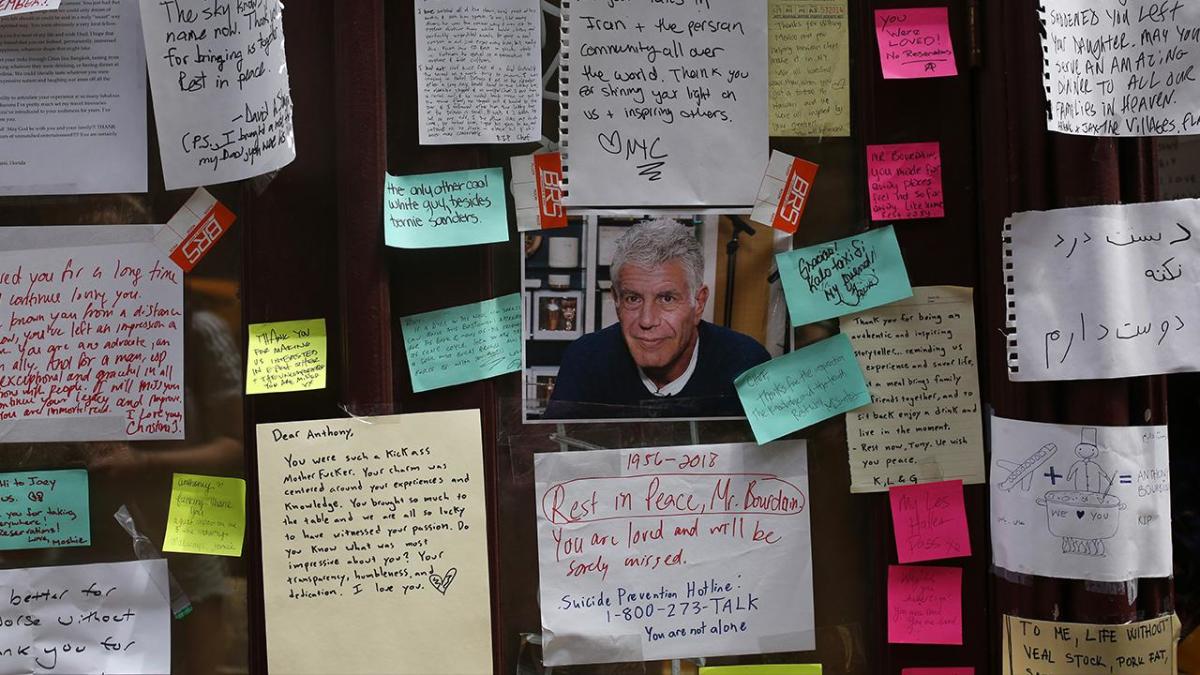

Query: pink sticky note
[867,142,944,220]
[888,565,962,645]
[875,8,958,79]
[902,670,973,675]
[889,480,971,564]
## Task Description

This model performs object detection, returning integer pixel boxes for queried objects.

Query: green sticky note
[735,334,871,444]
[700,666,822,675]
[384,168,511,248]
[246,319,327,395]
[400,293,523,393]
[0,469,90,551]
[776,225,913,326]
[163,473,246,557]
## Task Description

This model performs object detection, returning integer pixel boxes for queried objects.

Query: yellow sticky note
[700,662,820,667]
[163,473,247,557]
[246,319,327,394]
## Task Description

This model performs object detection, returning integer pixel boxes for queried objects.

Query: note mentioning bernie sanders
[0,469,89,551]
[139,0,296,189]
[163,473,246,557]
[0,559,170,674]
[735,334,871,445]
[777,225,913,326]
[769,0,850,137]
[0,227,184,443]
[415,0,541,144]
[1002,614,1179,674]
[1040,1,1200,136]
[1006,199,1200,380]
[385,168,510,249]
[888,565,961,645]
[0,0,60,19]
[889,480,971,564]
[246,319,327,394]
[867,142,944,220]
[400,294,522,393]
[874,8,957,79]
[536,442,815,666]
[841,286,985,493]
[257,411,492,675]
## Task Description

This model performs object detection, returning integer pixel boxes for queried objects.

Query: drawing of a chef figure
[1066,427,1112,493]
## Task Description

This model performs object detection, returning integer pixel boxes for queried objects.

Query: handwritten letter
[867,142,944,220]
[416,0,541,144]
[163,473,246,556]
[536,442,814,665]
[1002,614,1178,674]
[563,0,769,207]
[400,293,522,393]
[0,469,90,551]
[140,0,296,189]
[769,0,850,137]
[887,565,962,645]
[0,560,170,674]
[246,319,327,394]
[777,226,913,326]
[875,8,957,79]
[1006,199,1200,380]
[841,286,985,492]
[257,411,493,675]
[385,168,510,249]
[889,480,970,564]
[1041,1,1200,136]
[735,334,871,445]
[0,227,184,442]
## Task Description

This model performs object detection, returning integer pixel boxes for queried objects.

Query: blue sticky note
[776,225,913,326]
[401,293,523,393]
[384,168,510,249]
[735,334,871,444]
[0,469,90,550]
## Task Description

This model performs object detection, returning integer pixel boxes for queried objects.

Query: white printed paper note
[1040,0,1200,136]
[0,0,147,195]
[140,0,296,189]
[841,287,985,493]
[990,417,1171,582]
[562,0,769,207]
[0,559,170,675]
[416,0,541,144]
[0,226,185,443]
[1006,199,1200,380]
[257,411,492,675]
[536,442,815,666]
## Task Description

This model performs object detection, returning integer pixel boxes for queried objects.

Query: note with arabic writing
[400,293,522,392]
[890,480,970,563]
[777,226,913,326]
[875,8,957,79]
[888,565,961,645]
[841,286,985,492]
[246,319,327,394]
[1006,199,1200,380]
[163,473,246,557]
[1002,614,1178,674]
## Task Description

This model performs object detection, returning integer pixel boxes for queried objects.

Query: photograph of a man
[544,219,770,419]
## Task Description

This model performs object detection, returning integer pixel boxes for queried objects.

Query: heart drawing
[430,567,458,595]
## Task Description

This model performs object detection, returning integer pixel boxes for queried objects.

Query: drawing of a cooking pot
[1037,490,1125,541]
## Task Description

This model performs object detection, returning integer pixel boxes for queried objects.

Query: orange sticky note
[875,8,958,79]
[888,565,962,645]
[867,142,944,220]
[889,480,971,564]
[902,669,973,675]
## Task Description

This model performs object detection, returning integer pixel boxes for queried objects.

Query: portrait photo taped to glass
[521,215,789,423]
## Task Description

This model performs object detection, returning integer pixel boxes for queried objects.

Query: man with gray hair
[545,218,770,419]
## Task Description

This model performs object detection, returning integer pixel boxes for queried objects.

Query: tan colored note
[257,411,492,675]
[840,286,985,493]
[1002,614,1179,674]
[769,0,850,137]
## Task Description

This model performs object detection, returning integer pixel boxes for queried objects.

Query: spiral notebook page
[560,0,769,208]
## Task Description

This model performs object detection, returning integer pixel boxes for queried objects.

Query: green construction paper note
[735,333,871,444]
[776,225,913,326]
[162,473,246,557]
[701,666,822,675]
[384,167,511,249]
[246,319,327,395]
[400,293,523,393]
[0,469,90,550]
